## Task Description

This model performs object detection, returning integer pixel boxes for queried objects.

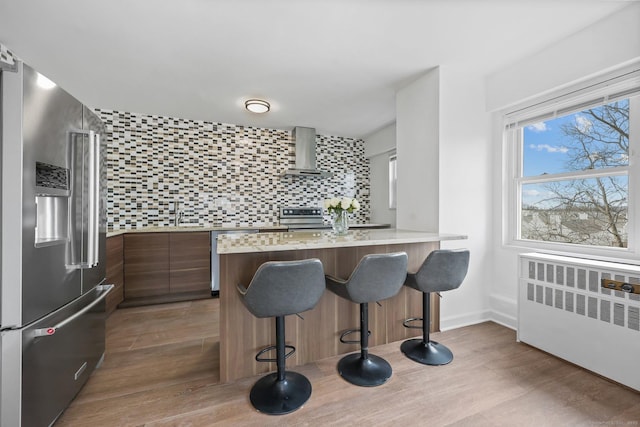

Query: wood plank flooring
[56,298,640,426]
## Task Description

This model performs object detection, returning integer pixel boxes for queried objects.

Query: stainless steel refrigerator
[1,60,112,426]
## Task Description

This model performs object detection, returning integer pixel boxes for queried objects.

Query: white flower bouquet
[323,196,360,214]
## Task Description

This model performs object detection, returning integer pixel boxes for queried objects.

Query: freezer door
[21,284,111,427]
[19,63,83,325]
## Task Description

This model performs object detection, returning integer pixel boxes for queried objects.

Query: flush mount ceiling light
[245,99,270,114]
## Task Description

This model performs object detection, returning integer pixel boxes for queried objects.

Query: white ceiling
[0,0,635,137]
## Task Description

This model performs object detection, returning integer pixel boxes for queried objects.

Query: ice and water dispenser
[34,161,70,247]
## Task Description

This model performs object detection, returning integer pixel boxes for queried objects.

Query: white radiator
[518,253,640,391]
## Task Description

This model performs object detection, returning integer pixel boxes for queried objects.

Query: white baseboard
[440,309,490,331]
[488,311,517,330]
[488,294,517,330]
[439,294,518,332]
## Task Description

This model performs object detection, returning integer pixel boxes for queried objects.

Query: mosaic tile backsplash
[96,109,370,230]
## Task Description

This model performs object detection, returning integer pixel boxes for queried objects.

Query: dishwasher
[210,229,259,296]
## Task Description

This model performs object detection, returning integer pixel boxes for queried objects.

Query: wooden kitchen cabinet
[121,232,211,306]
[123,233,170,301]
[169,232,211,294]
[105,234,125,315]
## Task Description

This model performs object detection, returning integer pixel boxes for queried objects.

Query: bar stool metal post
[325,252,408,387]
[401,249,470,366]
[237,258,325,415]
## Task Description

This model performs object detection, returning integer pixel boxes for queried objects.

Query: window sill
[502,239,640,267]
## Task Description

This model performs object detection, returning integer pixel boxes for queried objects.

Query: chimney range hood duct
[284,126,332,177]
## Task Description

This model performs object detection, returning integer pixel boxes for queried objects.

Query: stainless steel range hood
[284,126,332,177]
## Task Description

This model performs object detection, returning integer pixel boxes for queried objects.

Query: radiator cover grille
[519,253,640,391]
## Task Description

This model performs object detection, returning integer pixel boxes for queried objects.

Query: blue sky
[521,114,583,206]
[523,99,629,177]
[523,114,576,176]
[520,104,629,208]
[522,100,628,214]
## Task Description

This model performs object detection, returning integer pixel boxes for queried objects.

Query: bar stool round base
[400,339,453,366]
[249,371,312,415]
[337,353,392,387]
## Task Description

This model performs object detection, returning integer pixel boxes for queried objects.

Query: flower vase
[332,210,349,235]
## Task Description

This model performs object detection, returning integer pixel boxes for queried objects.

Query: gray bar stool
[401,249,470,366]
[325,252,408,387]
[237,258,325,415]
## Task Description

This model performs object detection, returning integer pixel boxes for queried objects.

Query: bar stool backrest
[240,258,325,318]
[413,249,470,293]
[344,252,408,304]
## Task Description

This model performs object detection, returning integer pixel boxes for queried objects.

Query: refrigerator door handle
[87,131,99,267]
[67,130,81,268]
[68,129,99,268]
[32,284,113,337]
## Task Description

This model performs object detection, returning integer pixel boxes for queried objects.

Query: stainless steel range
[279,207,332,231]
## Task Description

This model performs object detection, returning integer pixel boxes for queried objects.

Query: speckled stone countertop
[106,225,288,237]
[216,229,467,254]
[105,223,391,238]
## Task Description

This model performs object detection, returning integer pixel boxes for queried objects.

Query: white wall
[486,2,640,329]
[365,123,397,227]
[486,2,640,112]
[438,67,493,329]
[396,68,440,231]
[365,122,396,158]
[394,66,492,330]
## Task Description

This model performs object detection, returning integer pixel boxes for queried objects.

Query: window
[389,153,397,209]
[504,67,640,260]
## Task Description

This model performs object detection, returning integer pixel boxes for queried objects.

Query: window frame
[502,65,640,263]
[389,153,397,210]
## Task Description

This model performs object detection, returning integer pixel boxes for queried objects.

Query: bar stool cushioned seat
[401,249,470,366]
[237,258,325,415]
[325,252,408,387]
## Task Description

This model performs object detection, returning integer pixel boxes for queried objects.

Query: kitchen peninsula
[218,229,466,382]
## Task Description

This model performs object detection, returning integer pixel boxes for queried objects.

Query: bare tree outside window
[521,100,629,247]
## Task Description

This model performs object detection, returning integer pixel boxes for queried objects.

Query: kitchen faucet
[174,201,184,226]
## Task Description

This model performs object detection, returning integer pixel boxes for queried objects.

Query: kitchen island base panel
[219,242,439,383]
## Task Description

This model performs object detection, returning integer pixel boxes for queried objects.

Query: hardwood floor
[57,298,640,426]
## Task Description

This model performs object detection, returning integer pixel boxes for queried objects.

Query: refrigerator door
[18,63,83,325]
